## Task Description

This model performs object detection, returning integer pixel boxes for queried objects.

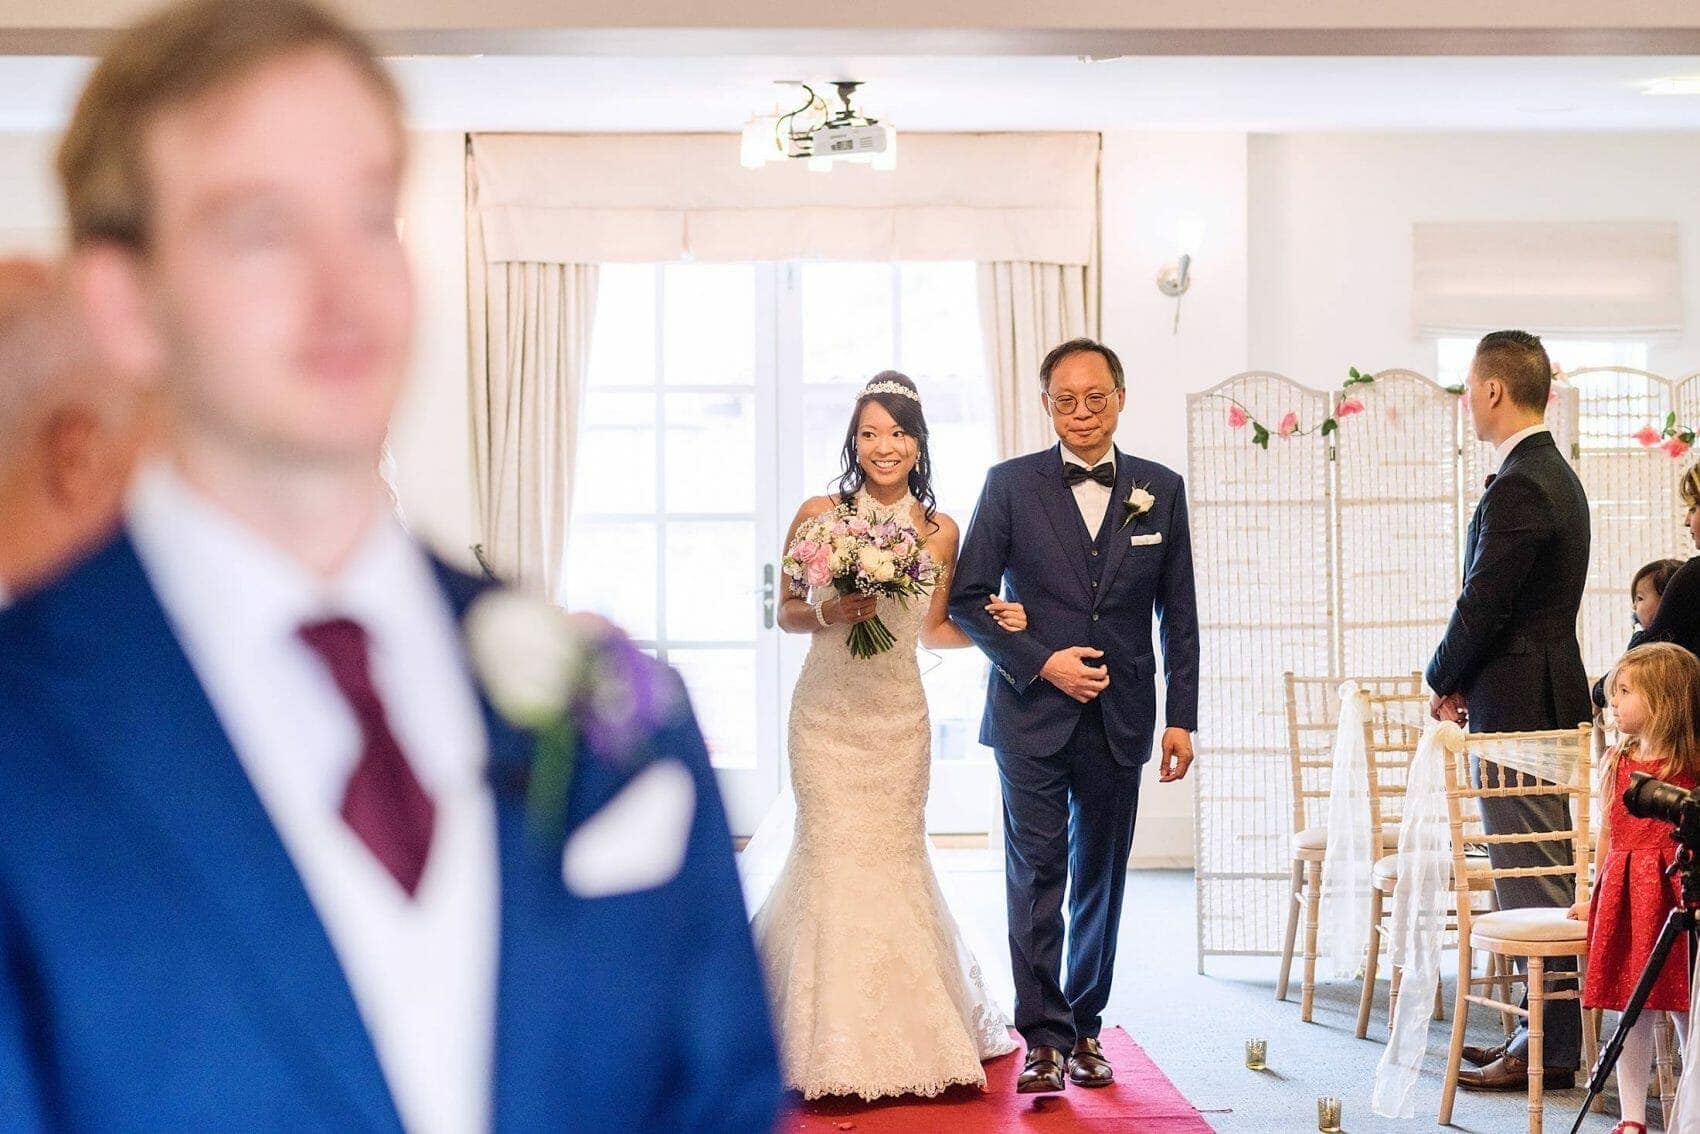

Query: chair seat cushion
[1293,824,1400,854]
[1372,850,1492,891]
[1471,907,1587,943]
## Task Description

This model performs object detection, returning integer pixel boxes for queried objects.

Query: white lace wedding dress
[750,489,1017,1102]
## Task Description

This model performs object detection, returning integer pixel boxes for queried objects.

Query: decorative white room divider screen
[1186,367,1700,969]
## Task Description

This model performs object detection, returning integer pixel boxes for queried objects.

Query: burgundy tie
[298,618,436,897]
[1484,473,1497,489]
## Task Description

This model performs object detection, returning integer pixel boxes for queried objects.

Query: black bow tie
[1063,461,1115,488]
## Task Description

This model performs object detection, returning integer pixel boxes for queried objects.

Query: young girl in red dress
[1571,641,1700,1134]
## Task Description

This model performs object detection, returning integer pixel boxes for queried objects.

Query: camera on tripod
[1625,771,1700,849]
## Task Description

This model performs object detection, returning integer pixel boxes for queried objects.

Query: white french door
[566,260,1000,837]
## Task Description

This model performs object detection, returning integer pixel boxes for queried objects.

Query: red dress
[1583,753,1697,1011]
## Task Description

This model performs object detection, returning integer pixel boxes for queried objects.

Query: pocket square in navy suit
[562,758,695,897]
[1129,532,1163,547]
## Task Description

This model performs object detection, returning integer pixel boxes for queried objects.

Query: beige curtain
[470,259,598,597]
[977,261,1098,460]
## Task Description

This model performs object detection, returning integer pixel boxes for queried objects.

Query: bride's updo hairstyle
[834,370,938,529]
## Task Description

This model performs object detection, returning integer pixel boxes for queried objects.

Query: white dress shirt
[1061,445,1115,537]
[1491,423,1550,474]
[126,462,497,1134]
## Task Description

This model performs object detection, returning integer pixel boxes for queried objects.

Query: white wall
[1100,131,1250,866]
[1248,132,1700,381]
[0,132,62,250]
[391,131,478,571]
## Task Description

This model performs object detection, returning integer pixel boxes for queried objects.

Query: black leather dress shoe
[1067,1036,1114,1087]
[1456,1054,1575,1092]
[1461,1039,1510,1067]
[1017,1046,1067,1094]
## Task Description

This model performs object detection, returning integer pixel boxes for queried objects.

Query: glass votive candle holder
[1318,1095,1343,1132]
[1244,1038,1267,1070]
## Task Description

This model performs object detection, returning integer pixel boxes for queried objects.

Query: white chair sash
[1319,683,1373,978]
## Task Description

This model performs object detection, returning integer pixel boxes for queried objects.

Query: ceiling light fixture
[739,81,896,172]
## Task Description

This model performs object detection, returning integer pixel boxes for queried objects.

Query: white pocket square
[562,758,695,898]
[1130,532,1164,546]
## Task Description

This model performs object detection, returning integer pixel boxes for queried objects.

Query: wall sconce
[1155,214,1204,333]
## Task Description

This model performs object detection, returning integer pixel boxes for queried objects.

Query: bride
[750,370,1025,1101]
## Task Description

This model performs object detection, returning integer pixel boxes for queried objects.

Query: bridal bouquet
[783,503,940,659]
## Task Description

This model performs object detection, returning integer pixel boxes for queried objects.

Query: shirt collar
[125,460,434,653]
[1492,423,1549,473]
[1061,445,1116,472]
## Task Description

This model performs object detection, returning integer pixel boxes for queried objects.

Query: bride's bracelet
[811,600,830,628]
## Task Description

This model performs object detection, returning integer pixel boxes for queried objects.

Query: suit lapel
[34,535,403,1133]
[1093,448,1138,607]
[1036,445,1096,602]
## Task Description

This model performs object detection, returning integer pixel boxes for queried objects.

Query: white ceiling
[2,54,1700,133]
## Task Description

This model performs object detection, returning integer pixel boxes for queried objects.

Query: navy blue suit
[949,444,1198,1051]
[0,533,781,1132]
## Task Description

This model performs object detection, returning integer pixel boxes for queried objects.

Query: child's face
[1611,670,1650,736]
[1633,577,1663,630]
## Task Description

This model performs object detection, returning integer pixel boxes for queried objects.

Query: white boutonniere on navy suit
[1119,484,1156,531]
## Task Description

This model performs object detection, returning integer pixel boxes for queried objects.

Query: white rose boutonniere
[1120,484,1156,531]
[465,589,685,835]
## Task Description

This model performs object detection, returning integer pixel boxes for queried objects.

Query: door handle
[762,563,777,629]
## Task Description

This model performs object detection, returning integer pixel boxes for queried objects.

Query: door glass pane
[663,263,755,385]
[576,390,657,514]
[562,519,658,638]
[665,391,756,513]
[665,520,757,642]
[899,262,981,379]
[587,263,656,386]
[802,263,894,384]
[801,384,859,498]
[671,649,757,769]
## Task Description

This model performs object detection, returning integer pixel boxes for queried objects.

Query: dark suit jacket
[948,444,1199,765]
[1427,430,1591,732]
[0,532,781,1133]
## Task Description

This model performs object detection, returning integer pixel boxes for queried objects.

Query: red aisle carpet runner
[787,1028,1214,1133]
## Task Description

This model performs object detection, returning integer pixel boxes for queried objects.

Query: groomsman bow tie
[1484,473,1497,489]
[1063,462,1116,488]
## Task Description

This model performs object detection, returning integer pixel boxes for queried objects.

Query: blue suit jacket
[948,445,1199,765]
[0,533,781,1132]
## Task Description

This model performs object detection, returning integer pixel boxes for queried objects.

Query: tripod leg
[1569,908,1695,1134]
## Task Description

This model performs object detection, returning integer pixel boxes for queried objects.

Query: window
[566,260,997,832]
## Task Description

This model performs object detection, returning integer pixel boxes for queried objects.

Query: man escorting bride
[751,337,1200,1103]
[950,337,1199,1094]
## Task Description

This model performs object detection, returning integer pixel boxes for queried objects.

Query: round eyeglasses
[1046,390,1116,416]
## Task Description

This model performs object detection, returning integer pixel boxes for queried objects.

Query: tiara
[860,381,921,404]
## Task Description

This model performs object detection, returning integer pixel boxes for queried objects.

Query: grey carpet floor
[929,855,1648,1133]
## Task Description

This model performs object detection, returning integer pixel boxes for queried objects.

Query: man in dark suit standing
[950,338,1199,1094]
[1427,330,1591,1092]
